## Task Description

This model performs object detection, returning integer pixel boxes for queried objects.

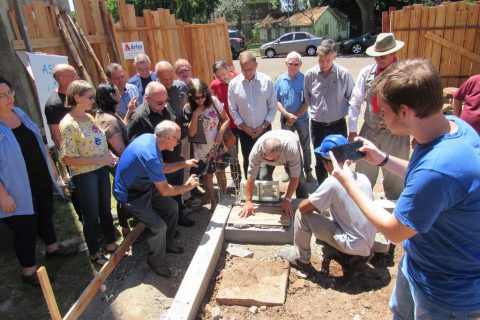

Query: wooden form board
[228,205,292,227]
[387,1,480,88]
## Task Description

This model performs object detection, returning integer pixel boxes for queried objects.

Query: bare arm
[239,177,256,218]
[281,176,299,217]
[452,98,463,117]
[163,159,197,174]
[0,181,16,213]
[49,124,62,149]
[154,174,198,197]
[108,134,126,156]
[62,154,115,167]
[329,152,416,243]
[298,199,316,214]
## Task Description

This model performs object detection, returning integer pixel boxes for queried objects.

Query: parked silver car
[260,32,324,58]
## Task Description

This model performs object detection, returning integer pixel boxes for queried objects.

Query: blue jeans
[71,166,116,256]
[281,119,312,174]
[389,257,480,320]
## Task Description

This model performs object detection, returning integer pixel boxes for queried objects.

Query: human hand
[214,131,224,144]
[252,126,264,139]
[348,132,358,142]
[193,105,205,118]
[104,153,118,167]
[281,198,294,217]
[354,136,385,166]
[0,193,16,213]
[185,174,200,189]
[329,151,355,190]
[243,125,255,138]
[185,159,198,168]
[239,200,255,218]
[285,113,297,127]
[128,97,138,112]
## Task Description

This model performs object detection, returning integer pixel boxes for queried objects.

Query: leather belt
[312,118,344,127]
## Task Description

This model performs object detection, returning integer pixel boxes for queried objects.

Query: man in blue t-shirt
[330,59,480,317]
[275,51,314,183]
[114,120,199,278]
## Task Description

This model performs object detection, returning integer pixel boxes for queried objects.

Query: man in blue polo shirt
[330,59,480,318]
[114,120,199,277]
[276,51,314,183]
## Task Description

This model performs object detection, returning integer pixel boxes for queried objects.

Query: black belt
[312,118,344,127]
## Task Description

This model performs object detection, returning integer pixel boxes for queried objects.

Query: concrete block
[225,225,293,245]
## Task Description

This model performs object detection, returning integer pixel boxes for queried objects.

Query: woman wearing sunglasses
[183,79,229,212]
[60,80,118,266]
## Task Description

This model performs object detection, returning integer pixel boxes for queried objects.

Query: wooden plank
[397,7,411,59]
[407,6,421,57]
[8,10,22,40]
[37,267,62,320]
[90,0,105,34]
[425,31,480,64]
[417,6,429,58]
[459,4,479,79]
[431,5,447,72]
[473,4,480,75]
[13,35,110,50]
[22,4,39,39]
[151,10,165,62]
[32,1,52,38]
[143,9,158,63]
[73,0,87,32]
[439,3,457,87]
[63,223,146,320]
[423,7,437,59]
[448,8,468,87]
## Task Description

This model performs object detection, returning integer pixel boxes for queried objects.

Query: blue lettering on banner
[42,64,54,74]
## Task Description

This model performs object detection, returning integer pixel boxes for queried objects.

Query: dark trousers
[121,185,178,268]
[239,126,274,180]
[3,186,56,268]
[310,118,347,185]
[225,128,242,189]
[71,166,116,256]
[165,166,185,220]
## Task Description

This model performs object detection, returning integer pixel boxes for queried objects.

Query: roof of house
[259,6,346,28]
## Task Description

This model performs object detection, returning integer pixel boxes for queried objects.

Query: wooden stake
[99,0,121,63]
[64,12,107,83]
[49,0,92,83]
[37,266,62,320]
[63,222,146,320]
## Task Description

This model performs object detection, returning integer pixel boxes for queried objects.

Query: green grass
[0,195,96,319]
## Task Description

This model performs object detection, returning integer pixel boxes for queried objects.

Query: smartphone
[330,141,365,162]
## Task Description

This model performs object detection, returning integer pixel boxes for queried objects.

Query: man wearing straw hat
[348,33,409,200]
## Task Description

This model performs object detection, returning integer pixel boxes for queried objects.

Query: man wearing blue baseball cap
[282,134,380,271]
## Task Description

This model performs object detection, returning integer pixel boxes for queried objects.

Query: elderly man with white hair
[276,51,314,183]
[114,120,199,277]
[239,130,308,218]
[128,53,157,105]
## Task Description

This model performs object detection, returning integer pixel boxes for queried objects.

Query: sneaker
[185,197,202,207]
[306,172,316,183]
[280,247,314,271]
[281,172,290,182]
[45,243,78,260]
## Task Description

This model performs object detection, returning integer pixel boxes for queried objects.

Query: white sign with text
[122,41,145,60]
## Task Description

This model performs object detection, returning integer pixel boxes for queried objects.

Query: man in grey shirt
[228,51,277,179]
[304,39,355,185]
[239,130,308,218]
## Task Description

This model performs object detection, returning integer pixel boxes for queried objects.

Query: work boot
[147,259,172,278]
[280,247,314,272]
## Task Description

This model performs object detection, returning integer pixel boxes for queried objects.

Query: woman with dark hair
[0,77,76,286]
[60,80,118,266]
[183,79,229,211]
[95,82,131,237]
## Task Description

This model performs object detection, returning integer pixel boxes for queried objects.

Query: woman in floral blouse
[60,80,118,266]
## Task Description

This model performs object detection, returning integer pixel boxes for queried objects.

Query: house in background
[259,6,349,42]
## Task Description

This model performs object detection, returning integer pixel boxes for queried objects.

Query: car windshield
[229,30,242,38]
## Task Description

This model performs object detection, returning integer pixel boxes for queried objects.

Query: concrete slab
[164,196,235,320]
[225,224,293,244]
[228,205,291,226]
[215,258,289,306]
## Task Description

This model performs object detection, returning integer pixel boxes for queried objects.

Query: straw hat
[366,33,404,57]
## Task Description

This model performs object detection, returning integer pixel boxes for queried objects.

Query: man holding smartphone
[282,134,379,271]
[331,59,480,318]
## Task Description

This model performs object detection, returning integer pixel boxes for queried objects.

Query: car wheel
[265,48,276,58]
[231,47,239,60]
[306,46,317,56]
[351,43,363,54]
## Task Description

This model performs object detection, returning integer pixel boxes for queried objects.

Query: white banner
[26,52,68,147]
[121,41,145,60]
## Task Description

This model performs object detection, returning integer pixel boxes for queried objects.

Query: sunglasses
[193,95,206,100]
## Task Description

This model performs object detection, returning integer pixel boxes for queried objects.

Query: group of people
[1,31,479,318]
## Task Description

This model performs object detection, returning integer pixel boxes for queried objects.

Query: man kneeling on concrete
[113,120,199,277]
[283,134,379,271]
[239,130,308,218]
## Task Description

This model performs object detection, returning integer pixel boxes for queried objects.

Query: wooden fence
[383,1,480,87]
[114,1,232,83]
[9,0,232,86]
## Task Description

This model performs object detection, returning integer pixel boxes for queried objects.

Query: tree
[214,0,248,30]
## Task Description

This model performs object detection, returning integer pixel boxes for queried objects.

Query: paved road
[233,54,374,82]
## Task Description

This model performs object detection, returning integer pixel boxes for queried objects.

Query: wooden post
[99,0,121,63]
[37,266,62,320]
[63,222,146,320]
[12,0,33,52]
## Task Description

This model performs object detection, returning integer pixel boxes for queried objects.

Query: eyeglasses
[169,134,181,145]
[0,90,15,99]
[262,152,280,162]
[193,95,206,100]
[287,62,300,66]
